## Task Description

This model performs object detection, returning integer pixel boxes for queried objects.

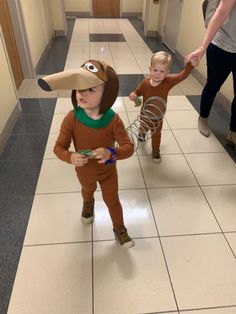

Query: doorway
[162,0,183,53]
[0,0,23,88]
[92,0,120,17]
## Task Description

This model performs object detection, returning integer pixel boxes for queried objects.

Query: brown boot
[81,199,94,224]
[113,226,135,249]
[152,148,161,163]
[227,131,236,149]
[198,117,210,137]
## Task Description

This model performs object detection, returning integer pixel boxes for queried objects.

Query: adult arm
[185,0,236,62]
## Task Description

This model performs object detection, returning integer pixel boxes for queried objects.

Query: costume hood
[38,60,119,114]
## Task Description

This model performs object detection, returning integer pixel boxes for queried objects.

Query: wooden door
[0,0,23,88]
[92,0,120,17]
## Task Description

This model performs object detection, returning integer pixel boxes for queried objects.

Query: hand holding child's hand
[71,152,88,167]
[190,57,199,67]
[129,92,137,101]
[92,147,111,164]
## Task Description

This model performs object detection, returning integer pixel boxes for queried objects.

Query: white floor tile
[139,154,197,188]
[185,153,236,185]
[225,233,236,255]
[8,244,92,314]
[92,189,158,241]
[162,234,236,309]
[180,308,236,314]
[173,129,225,153]
[43,133,59,159]
[148,187,220,236]
[36,159,80,194]
[165,110,199,129]
[93,238,177,314]
[136,130,181,155]
[50,113,66,133]
[202,185,236,232]
[117,155,145,189]
[167,95,195,111]
[54,97,73,114]
[24,193,91,245]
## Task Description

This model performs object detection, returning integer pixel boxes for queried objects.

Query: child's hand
[129,92,137,101]
[71,152,89,167]
[190,57,199,67]
[92,148,111,164]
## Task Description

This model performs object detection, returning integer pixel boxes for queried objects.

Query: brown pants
[140,119,163,150]
[77,166,124,228]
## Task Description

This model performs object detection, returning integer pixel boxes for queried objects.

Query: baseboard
[0,102,21,155]
[65,11,142,19]
[175,50,231,113]
[54,30,67,37]
[66,11,90,18]
[35,36,54,75]
[121,12,142,18]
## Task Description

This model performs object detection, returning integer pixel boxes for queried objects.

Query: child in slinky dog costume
[38,60,135,249]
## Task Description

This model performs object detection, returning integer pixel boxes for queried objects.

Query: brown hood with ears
[38,60,119,114]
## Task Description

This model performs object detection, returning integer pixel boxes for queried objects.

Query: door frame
[162,0,183,53]
[7,0,35,79]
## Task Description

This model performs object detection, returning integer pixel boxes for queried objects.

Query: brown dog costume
[38,60,134,236]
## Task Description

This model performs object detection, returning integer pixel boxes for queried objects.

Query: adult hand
[185,47,206,64]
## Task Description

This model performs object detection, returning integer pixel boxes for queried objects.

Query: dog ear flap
[99,66,119,114]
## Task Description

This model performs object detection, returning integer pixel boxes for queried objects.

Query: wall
[20,0,49,68]
[157,0,167,37]
[64,0,143,14]
[19,0,65,69]
[121,0,143,13]
[176,0,233,102]
[50,0,67,35]
[144,0,160,35]
[64,0,90,12]
[0,27,18,149]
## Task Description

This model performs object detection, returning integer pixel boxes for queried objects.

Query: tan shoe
[227,131,236,149]
[198,117,210,137]
[81,199,94,224]
[113,226,135,249]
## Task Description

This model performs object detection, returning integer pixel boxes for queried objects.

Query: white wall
[50,0,67,33]
[19,0,65,68]
[20,0,49,67]
[144,0,160,35]
[121,0,143,12]
[64,0,90,12]
[0,28,17,134]
[176,0,233,102]
[64,0,143,14]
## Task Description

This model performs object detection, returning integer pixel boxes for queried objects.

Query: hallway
[1,17,236,314]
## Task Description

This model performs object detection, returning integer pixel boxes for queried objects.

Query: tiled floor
[1,17,236,314]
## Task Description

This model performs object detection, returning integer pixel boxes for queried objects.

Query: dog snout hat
[38,60,119,114]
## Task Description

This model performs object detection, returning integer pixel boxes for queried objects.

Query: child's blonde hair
[151,51,172,68]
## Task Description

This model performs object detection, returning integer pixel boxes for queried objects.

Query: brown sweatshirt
[134,63,194,103]
[54,110,134,172]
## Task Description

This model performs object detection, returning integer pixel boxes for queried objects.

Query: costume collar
[74,107,115,128]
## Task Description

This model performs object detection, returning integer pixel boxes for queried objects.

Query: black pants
[200,43,236,131]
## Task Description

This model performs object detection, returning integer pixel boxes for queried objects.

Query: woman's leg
[200,44,232,118]
[230,56,236,132]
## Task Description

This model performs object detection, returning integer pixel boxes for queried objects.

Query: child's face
[76,83,104,111]
[149,62,169,83]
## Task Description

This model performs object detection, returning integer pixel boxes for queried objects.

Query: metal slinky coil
[126,96,167,151]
